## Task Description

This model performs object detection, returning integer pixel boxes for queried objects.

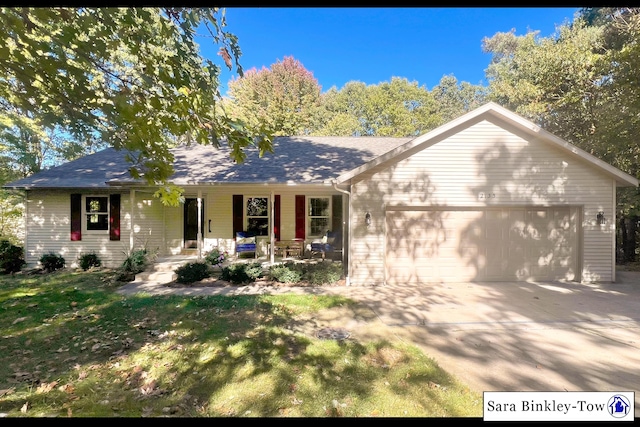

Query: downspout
[270,191,275,265]
[129,189,135,253]
[612,179,616,283]
[332,180,351,286]
[197,190,202,262]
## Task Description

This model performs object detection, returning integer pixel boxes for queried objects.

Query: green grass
[0,270,482,417]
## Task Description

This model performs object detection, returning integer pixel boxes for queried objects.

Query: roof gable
[336,102,639,188]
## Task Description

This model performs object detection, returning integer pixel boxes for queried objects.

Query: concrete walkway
[117,268,640,409]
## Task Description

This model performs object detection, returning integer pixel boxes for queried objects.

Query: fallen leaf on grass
[20,402,28,413]
[58,383,75,394]
[36,381,59,393]
[12,317,28,325]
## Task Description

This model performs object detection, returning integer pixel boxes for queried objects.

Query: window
[246,197,269,236]
[85,196,109,232]
[308,197,330,237]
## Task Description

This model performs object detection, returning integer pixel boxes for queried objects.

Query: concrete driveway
[118,268,640,409]
[330,271,640,409]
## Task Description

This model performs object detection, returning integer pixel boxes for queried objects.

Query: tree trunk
[620,215,639,263]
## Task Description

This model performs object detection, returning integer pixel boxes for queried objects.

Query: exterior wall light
[365,212,371,227]
[597,211,606,225]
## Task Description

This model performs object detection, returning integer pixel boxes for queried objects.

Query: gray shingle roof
[4,136,412,189]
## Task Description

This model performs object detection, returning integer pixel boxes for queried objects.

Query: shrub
[78,252,102,271]
[303,262,343,285]
[268,262,304,283]
[40,252,65,272]
[220,262,264,284]
[268,261,342,285]
[121,248,151,274]
[113,247,159,282]
[175,262,211,284]
[0,239,25,274]
[205,248,229,268]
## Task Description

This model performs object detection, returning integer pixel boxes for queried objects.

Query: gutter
[332,179,351,286]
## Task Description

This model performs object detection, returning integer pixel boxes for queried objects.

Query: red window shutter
[70,193,82,241]
[295,195,305,240]
[274,195,281,241]
[109,194,121,241]
[232,194,243,238]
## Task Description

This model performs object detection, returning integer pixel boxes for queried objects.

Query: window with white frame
[84,195,109,232]
[245,196,269,236]
[308,197,330,237]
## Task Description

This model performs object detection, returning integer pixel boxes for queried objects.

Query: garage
[385,207,579,284]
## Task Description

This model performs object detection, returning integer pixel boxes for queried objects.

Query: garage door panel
[386,207,577,284]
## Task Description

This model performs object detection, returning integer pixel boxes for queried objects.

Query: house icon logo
[607,395,631,418]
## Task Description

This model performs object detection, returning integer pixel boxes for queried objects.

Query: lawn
[0,269,483,417]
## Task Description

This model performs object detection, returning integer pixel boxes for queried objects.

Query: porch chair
[309,230,342,261]
[235,231,257,259]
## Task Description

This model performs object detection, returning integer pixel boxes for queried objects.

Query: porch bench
[273,239,304,258]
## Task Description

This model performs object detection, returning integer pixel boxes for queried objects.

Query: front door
[184,198,204,249]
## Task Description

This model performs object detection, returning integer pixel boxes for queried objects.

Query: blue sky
[198,7,580,96]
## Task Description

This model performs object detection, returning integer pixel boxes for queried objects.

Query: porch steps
[133,254,198,284]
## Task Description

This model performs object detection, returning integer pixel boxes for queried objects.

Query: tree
[482,22,609,153]
[311,77,439,137]
[431,75,488,124]
[0,7,272,204]
[310,82,369,136]
[227,56,322,136]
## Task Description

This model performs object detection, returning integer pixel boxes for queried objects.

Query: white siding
[350,119,616,285]
[131,192,165,256]
[22,186,346,269]
[25,190,131,268]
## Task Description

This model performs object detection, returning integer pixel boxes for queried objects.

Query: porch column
[270,191,275,264]
[197,190,202,262]
[129,189,135,252]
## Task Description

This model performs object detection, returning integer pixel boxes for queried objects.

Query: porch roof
[4,136,411,190]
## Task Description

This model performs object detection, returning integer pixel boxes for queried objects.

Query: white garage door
[385,207,578,284]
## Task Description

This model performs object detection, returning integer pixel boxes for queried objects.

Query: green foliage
[268,262,304,283]
[0,7,272,205]
[0,190,24,245]
[175,261,211,284]
[120,248,152,275]
[431,75,488,124]
[39,252,65,272]
[268,261,343,285]
[302,262,343,285]
[0,239,25,274]
[310,77,440,137]
[78,252,102,271]
[220,262,263,284]
[205,247,229,268]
